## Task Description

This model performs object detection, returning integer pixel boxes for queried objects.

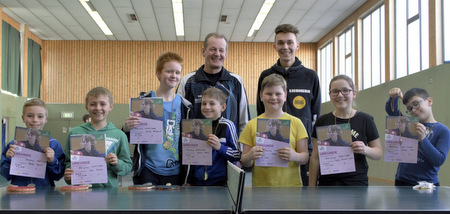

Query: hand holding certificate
[70,134,107,185]
[255,119,290,167]
[384,116,419,163]
[181,119,213,165]
[9,127,50,179]
[316,124,355,175]
[129,97,164,144]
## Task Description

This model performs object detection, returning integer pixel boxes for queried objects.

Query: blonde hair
[85,87,113,105]
[260,74,287,93]
[202,87,228,105]
[23,98,48,116]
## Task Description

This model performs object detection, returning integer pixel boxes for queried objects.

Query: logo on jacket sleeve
[293,96,306,109]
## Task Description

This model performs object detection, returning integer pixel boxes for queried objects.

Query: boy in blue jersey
[386,87,450,186]
[1,98,65,187]
[123,52,193,186]
[184,87,241,186]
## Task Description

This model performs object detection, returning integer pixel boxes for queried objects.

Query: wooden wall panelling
[41,41,317,105]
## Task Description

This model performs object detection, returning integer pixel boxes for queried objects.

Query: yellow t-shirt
[239,113,308,187]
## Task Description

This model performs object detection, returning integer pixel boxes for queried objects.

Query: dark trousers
[300,164,309,186]
[318,178,368,186]
[133,166,180,185]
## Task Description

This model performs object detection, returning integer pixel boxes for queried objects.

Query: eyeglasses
[405,99,424,115]
[329,89,353,96]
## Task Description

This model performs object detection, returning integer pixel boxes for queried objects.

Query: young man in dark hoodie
[256,24,321,186]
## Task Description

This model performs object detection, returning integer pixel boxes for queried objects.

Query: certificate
[130,118,163,144]
[181,119,213,165]
[9,127,51,179]
[70,134,107,184]
[316,123,355,175]
[181,137,212,165]
[254,118,291,167]
[129,97,164,144]
[10,146,47,179]
[384,133,418,163]
[318,145,355,175]
[385,116,419,139]
[255,137,289,167]
[71,155,107,184]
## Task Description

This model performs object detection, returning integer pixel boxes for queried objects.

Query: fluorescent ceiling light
[79,0,113,35]
[247,0,276,37]
[172,0,184,36]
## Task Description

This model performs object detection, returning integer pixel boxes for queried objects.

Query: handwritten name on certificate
[384,134,418,163]
[255,137,289,167]
[318,146,355,175]
[10,146,47,179]
[71,155,107,185]
[182,137,212,166]
[130,117,163,144]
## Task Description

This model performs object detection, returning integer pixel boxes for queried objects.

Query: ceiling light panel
[247,0,276,37]
[172,0,184,36]
[79,0,113,35]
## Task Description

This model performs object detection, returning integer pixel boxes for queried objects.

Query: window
[318,42,333,103]
[338,26,354,80]
[362,5,385,89]
[395,0,429,78]
[444,0,450,63]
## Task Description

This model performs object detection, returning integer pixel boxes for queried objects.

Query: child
[262,119,288,143]
[134,99,158,119]
[1,98,65,187]
[184,87,241,186]
[75,134,103,157]
[390,116,416,139]
[122,52,193,185]
[64,87,132,187]
[82,114,91,123]
[386,87,450,186]
[322,125,350,147]
[187,119,208,141]
[309,75,382,186]
[18,129,45,152]
[240,74,309,187]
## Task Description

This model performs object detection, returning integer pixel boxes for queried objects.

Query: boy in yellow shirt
[239,74,309,186]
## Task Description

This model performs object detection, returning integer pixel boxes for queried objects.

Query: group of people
[1,24,449,189]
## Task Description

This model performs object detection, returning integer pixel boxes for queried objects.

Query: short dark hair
[403,88,429,105]
[82,114,91,122]
[329,75,356,91]
[275,24,299,40]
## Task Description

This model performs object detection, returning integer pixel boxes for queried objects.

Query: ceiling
[0,0,367,43]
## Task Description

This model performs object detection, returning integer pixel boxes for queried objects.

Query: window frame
[361,4,385,90]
